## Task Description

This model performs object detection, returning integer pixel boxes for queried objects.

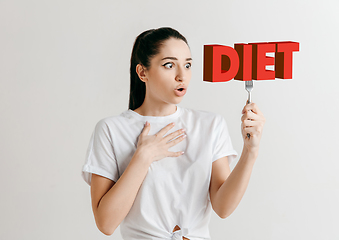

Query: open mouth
[174,87,187,97]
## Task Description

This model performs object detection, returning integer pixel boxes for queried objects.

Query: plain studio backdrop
[1,0,338,239]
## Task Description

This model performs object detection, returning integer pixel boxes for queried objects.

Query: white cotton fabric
[82,105,238,240]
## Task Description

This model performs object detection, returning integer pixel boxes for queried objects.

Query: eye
[162,62,173,69]
[185,63,192,69]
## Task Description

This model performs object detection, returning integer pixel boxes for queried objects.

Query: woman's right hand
[136,121,186,164]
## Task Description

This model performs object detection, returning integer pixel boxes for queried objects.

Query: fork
[245,80,253,139]
[245,80,253,104]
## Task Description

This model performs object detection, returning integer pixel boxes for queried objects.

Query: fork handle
[247,93,251,139]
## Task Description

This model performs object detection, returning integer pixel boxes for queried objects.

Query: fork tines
[245,80,253,104]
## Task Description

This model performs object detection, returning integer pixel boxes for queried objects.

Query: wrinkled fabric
[171,226,189,240]
[82,105,238,239]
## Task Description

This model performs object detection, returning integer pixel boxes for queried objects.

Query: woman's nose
[175,75,183,81]
[175,67,186,81]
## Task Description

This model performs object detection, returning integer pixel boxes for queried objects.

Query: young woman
[82,27,265,240]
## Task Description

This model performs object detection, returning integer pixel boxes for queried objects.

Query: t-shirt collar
[127,105,182,123]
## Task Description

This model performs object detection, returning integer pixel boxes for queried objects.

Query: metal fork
[245,80,253,104]
[245,80,253,139]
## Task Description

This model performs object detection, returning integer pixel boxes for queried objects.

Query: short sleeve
[212,115,238,165]
[81,119,119,186]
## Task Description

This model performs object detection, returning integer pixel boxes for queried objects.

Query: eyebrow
[161,57,192,61]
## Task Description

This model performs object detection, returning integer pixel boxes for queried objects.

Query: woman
[82,27,265,240]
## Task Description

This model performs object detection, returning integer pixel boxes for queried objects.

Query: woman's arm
[211,148,257,219]
[210,102,265,219]
[90,121,186,235]
[91,150,151,235]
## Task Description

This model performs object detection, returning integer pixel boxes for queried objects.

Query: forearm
[214,147,258,219]
[95,150,151,235]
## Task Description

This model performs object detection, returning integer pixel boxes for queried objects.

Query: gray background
[1,0,338,239]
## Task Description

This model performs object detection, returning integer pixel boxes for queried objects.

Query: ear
[136,64,148,83]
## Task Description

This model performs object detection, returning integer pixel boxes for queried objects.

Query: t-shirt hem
[212,150,238,165]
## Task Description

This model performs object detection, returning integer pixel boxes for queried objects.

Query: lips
[174,87,187,97]
[175,85,186,91]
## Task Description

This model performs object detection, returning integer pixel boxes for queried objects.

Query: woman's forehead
[157,38,191,60]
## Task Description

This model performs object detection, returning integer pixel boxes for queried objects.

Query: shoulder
[93,111,128,132]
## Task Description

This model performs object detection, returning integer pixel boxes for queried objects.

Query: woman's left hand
[241,102,266,152]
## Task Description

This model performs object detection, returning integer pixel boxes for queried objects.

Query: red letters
[274,41,300,79]
[234,44,252,81]
[250,42,276,80]
[203,41,299,82]
[203,45,239,82]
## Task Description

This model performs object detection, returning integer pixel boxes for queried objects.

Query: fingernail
[145,121,149,126]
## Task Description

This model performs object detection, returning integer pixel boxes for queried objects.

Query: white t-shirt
[82,105,238,240]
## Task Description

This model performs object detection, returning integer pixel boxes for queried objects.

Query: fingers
[242,119,263,128]
[241,110,257,121]
[141,121,176,137]
[240,102,265,147]
[241,123,263,137]
[167,150,185,158]
[138,121,186,162]
[140,121,151,136]
[241,102,266,124]
[241,102,265,141]
[166,132,186,147]
[242,102,263,116]
[163,128,185,142]
[167,151,184,157]
[155,122,176,138]
[242,113,265,128]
